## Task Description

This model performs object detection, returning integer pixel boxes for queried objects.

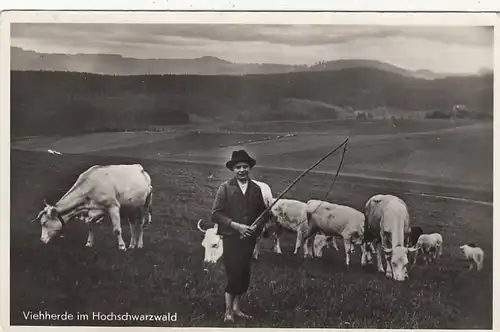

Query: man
[211,150,269,322]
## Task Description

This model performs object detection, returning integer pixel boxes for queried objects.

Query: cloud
[11,23,493,47]
[10,23,493,73]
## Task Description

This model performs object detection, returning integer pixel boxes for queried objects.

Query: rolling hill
[11,47,480,79]
[10,67,493,137]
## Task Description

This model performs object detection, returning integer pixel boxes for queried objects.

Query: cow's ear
[48,207,58,219]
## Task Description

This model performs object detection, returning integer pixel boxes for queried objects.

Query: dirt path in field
[401,192,493,207]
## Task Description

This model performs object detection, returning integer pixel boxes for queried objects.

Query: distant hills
[10,64,493,137]
[11,46,490,79]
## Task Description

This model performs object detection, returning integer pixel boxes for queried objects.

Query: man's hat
[226,150,256,170]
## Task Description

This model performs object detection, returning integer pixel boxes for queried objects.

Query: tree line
[10,69,493,137]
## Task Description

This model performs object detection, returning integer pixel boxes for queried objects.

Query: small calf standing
[460,244,484,271]
[412,233,443,264]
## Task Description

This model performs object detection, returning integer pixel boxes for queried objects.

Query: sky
[11,24,494,74]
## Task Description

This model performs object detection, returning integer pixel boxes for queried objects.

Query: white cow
[364,194,416,281]
[30,164,153,251]
[198,179,273,263]
[459,244,484,271]
[266,198,341,256]
[412,233,443,264]
[302,199,367,266]
[198,219,223,264]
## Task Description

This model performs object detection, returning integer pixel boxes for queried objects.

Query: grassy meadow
[10,140,492,328]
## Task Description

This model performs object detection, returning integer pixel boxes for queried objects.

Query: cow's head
[30,200,65,244]
[313,234,329,257]
[350,230,364,247]
[383,245,418,281]
[197,219,223,264]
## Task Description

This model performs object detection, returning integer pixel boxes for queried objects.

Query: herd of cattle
[198,180,485,281]
[29,164,485,283]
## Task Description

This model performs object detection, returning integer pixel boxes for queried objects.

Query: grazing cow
[412,233,443,265]
[266,198,341,256]
[198,219,223,264]
[364,194,416,281]
[30,164,153,251]
[302,200,367,266]
[459,244,484,271]
[313,233,341,257]
[198,179,273,263]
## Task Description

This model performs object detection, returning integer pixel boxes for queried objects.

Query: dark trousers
[222,235,256,296]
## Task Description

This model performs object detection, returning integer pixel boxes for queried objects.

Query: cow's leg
[343,238,352,266]
[381,235,392,278]
[85,224,94,247]
[293,229,303,255]
[253,238,260,260]
[109,205,127,251]
[132,212,145,249]
[375,242,385,273]
[301,225,316,258]
[137,219,145,249]
[360,242,371,266]
[128,215,138,249]
[331,237,340,251]
[274,225,283,254]
[424,250,431,265]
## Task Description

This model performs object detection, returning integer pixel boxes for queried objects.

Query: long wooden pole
[249,137,349,230]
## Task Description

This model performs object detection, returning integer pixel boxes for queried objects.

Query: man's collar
[237,179,249,185]
[230,176,251,185]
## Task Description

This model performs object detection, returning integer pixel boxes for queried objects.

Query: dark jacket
[211,177,269,236]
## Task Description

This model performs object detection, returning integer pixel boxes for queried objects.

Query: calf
[412,233,443,265]
[302,200,367,266]
[459,244,484,271]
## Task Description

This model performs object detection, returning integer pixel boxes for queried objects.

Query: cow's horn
[408,246,419,252]
[197,219,207,233]
[30,213,41,223]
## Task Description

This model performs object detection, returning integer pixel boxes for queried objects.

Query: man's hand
[231,222,256,239]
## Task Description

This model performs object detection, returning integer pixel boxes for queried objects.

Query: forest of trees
[10,68,493,137]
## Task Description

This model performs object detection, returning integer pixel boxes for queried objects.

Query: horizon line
[11,46,494,75]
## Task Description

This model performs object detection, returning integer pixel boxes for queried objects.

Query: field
[10,117,493,328]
